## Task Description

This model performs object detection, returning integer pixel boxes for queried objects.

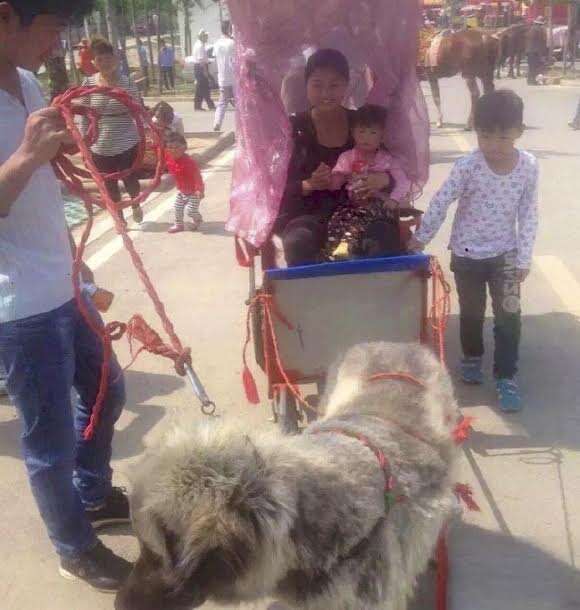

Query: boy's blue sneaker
[496,378,522,413]
[460,357,484,385]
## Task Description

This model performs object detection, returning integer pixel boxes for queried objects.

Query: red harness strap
[312,427,404,514]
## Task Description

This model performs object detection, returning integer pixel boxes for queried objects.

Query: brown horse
[419,29,499,130]
[496,23,529,79]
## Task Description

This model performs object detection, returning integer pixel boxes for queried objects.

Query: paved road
[1,75,579,609]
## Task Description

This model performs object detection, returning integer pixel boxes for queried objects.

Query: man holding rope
[0,0,131,592]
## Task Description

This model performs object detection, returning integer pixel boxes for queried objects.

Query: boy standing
[410,90,539,412]
[0,0,130,591]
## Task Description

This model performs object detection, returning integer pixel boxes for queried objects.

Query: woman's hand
[352,173,391,200]
[303,162,332,194]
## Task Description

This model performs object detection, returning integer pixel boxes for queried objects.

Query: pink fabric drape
[226,0,430,247]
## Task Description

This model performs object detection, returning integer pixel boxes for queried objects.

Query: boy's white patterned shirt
[414,150,539,268]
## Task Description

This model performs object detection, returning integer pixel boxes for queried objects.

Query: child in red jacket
[165,132,205,233]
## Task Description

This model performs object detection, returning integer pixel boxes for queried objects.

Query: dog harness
[313,371,428,512]
[313,426,404,512]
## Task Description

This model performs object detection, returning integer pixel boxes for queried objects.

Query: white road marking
[449,131,472,154]
[86,149,235,271]
[535,255,580,314]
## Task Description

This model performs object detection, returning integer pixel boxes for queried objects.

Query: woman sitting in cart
[273,48,412,266]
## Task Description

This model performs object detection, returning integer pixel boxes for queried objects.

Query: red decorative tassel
[243,366,260,404]
[454,483,480,512]
[453,416,475,444]
[435,533,449,610]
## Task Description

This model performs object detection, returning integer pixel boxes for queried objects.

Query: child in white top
[410,90,539,412]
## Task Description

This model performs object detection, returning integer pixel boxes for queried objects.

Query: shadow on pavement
[113,369,183,460]
[431,149,466,165]
[139,220,229,237]
[0,370,182,461]
[450,522,580,609]
[446,312,580,452]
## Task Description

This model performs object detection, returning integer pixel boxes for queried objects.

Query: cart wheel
[303,395,320,424]
[274,387,300,435]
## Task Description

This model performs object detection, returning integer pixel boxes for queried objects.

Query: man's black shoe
[59,541,132,592]
[85,486,130,529]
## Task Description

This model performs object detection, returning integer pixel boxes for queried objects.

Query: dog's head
[115,424,293,610]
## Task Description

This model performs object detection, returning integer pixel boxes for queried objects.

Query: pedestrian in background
[136,38,150,93]
[0,361,7,396]
[213,20,235,132]
[410,90,539,413]
[526,16,548,86]
[192,29,215,111]
[77,38,97,77]
[152,101,185,137]
[158,39,176,92]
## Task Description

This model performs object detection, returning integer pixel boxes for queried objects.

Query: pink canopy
[226,0,430,247]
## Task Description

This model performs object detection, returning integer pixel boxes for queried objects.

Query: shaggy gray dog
[115,342,460,610]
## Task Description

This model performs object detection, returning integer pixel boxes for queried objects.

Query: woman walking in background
[80,38,144,224]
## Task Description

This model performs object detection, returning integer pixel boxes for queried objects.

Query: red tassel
[435,533,449,610]
[243,366,260,404]
[453,416,475,445]
[454,483,481,512]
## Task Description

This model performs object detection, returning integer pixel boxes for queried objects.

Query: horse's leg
[465,76,480,131]
[516,52,522,77]
[508,54,516,78]
[482,73,494,96]
[429,72,444,128]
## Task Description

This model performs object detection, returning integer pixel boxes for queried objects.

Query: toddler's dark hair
[7,0,94,25]
[166,132,187,147]
[305,48,350,83]
[474,89,524,131]
[353,104,388,130]
[152,101,175,124]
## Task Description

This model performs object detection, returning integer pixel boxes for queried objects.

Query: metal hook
[184,362,217,417]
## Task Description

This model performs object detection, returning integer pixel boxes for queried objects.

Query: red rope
[430,257,452,365]
[52,86,191,440]
[436,531,449,610]
[367,372,427,389]
[242,293,316,413]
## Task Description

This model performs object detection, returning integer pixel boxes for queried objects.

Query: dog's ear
[153,515,181,571]
[228,444,279,528]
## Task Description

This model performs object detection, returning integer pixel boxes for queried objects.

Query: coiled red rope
[52,85,192,440]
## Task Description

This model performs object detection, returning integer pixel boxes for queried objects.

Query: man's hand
[515,268,530,282]
[80,262,95,284]
[407,235,425,252]
[0,108,70,217]
[17,108,70,169]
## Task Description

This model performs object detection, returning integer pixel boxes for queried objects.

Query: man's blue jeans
[0,299,126,557]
